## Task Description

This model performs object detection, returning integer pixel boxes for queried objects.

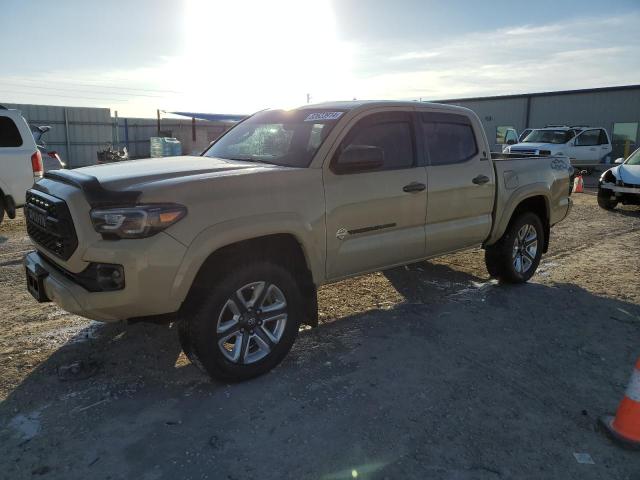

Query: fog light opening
[95,264,125,291]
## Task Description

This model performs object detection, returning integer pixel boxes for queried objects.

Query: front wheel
[485,212,544,284]
[178,261,304,382]
[597,188,618,210]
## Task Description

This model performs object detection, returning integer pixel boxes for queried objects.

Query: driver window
[337,113,415,171]
[575,130,600,146]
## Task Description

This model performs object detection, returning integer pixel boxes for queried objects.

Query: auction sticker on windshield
[305,112,344,122]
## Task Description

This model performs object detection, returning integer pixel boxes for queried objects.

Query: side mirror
[614,157,625,164]
[333,145,384,174]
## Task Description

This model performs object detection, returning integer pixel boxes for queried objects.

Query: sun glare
[179,0,355,112]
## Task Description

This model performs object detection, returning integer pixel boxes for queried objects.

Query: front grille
[25,190,78,260]
[510,148,538,155]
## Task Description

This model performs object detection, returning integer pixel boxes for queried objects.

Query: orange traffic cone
[599,358,640,449]
[573,174,584,193]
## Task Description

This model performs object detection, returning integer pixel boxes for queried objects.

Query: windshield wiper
[224,156,277,165]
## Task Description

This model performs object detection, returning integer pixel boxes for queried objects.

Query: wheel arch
[488,191,551,252]
[511,195,550,253]
[173,224,321,326]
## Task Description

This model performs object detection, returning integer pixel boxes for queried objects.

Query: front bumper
[24,232,188,322]
[600,181,640,195]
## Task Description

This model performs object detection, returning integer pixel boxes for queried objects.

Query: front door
[324,111,428,280]
[420,111,496,256]
[572,129,609,165]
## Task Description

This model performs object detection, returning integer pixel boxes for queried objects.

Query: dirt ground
[0,190,639,479]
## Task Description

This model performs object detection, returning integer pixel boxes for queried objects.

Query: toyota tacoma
[24,101,573,381]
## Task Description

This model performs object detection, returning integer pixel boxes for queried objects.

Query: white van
[0,107,42,224]
[504,126,612,169]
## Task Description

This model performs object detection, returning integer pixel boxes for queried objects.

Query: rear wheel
[485,212,544,284]
[597,187,618,210]
[178,261,303,382]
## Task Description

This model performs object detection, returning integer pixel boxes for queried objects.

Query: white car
[503,126,612,169]
[0,107,43,224]
[598,148,640,210]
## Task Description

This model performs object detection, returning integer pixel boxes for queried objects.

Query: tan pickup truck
[24,101,572,381]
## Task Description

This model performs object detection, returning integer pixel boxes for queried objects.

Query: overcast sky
[2,0,639,117]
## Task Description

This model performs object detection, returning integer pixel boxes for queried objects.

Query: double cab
[24,101,572,381]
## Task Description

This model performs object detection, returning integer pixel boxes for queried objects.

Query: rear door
[324,110,428,280]
[420,111,495,256]
[0,113,33,206]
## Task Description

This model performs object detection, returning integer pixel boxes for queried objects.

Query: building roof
[434,84,640,104]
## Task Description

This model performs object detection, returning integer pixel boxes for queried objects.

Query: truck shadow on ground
[1,268,640,478]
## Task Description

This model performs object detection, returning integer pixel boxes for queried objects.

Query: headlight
[90,204,187,239]
[600,169,616,184]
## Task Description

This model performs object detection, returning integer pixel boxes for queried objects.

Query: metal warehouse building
[437,84,640,160]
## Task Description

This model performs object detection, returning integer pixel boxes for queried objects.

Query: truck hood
[510,143,564,151]
[73,155,281,191]
[611,164,640,184]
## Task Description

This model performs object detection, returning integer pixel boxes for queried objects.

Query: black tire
[597,188,618,210]
[178,261,303,382]
[0,197,4,225]
[484,212,544,284]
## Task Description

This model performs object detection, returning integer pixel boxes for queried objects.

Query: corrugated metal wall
[2,103,113,167]
[1,102,233,167]
[439,86,640,154]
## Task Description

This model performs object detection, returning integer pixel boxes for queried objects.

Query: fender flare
[486,183,550,246]
[170,212,324,304]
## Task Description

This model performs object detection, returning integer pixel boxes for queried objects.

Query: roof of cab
[297,100,472,113]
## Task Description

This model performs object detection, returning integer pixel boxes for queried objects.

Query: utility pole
[156,109,161,136]
[114,110,119,147]
[306,93,311,104]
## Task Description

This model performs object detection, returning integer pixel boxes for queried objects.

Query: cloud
[347,12,640,101]
[390,51,441,61]
[2,8,639,115]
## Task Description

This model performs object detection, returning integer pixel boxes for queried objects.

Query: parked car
[30,125,66,171]
[504,125,612,170]
[597,147,640,210]
[0,107,43,224]
[23,101,572,381]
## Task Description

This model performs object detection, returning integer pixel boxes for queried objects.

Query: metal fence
[2,102,232,168]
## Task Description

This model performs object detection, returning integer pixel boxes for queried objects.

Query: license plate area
[26,263,50,302]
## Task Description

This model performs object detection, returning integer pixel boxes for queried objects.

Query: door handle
[472,174,490,185]
[403,182,426,193]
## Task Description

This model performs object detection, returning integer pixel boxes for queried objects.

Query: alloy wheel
[512,224,538,274]
[216,281,288,364]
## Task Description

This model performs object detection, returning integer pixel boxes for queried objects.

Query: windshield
[203,109,345,167]
[626,148,640,166]
[523,129,576,144]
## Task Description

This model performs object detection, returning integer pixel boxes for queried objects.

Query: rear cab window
[421,112,478,165]
[0,115,24,147]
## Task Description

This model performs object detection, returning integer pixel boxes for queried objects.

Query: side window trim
[330,111,418,174]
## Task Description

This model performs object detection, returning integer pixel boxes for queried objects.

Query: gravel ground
[0,192,639,479]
